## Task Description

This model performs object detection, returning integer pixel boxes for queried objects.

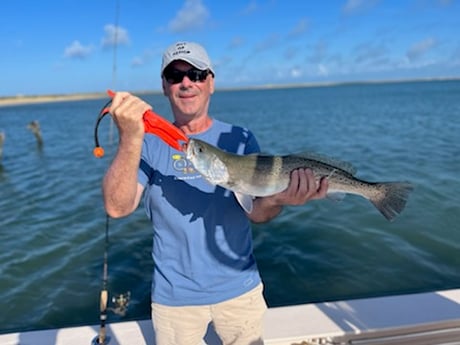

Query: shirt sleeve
[244,130,261,154]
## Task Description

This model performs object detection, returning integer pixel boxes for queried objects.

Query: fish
[184,138,414,221]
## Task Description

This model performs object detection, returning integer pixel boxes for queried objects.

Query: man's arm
[102,92,151,218]
[247,168,329,223]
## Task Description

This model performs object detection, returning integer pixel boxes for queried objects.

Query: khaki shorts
[151,283,267,345]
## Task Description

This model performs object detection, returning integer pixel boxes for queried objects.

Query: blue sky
[1,0,459,96]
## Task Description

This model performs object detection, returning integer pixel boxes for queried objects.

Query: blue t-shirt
[138,119,262,306]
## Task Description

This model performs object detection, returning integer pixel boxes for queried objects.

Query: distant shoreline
[1,77,458,107]
[0,93,109,108]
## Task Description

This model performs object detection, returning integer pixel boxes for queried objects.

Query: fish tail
[369,182,414,221]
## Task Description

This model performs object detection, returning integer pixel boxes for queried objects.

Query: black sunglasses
[163,67,212,84]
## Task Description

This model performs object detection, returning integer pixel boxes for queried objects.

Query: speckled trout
[185,138,413,221]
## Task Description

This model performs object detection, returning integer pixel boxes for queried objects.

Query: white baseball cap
[161,41,215,76]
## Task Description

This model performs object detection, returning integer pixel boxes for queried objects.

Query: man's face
[162,60,214,120]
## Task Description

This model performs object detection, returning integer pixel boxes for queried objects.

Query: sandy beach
[0,93,109,107]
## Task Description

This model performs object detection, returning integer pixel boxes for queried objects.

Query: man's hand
[109,92,152,138]
[273,168,329,206]
[248,168,329,223]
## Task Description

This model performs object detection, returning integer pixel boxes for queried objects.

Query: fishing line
[108,0,120,145]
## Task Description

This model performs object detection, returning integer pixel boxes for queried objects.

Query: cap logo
[172,43,191,56]
[172,49,191,56]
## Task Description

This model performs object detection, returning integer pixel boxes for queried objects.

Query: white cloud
[168,0,209,33]
[101,24,130,48]
[317,64,329,76]
[63,40,93,59]
[290,67,302,78]
[406,37,437,62]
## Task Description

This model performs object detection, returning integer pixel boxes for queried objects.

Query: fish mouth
[183,141,193,160]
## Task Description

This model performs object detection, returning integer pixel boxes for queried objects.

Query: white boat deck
[2,289,460,345]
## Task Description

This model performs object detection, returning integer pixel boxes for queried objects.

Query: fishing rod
[92,2,126,343]
[91,213,131,345]
[91,91,186,344]
[92,98,133,345]
[90,91,112,345]
[93,215,110,345]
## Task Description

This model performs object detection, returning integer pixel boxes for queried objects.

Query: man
[103,41,328,345]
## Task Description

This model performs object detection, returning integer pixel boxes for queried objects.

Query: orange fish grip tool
[93,90,189,158]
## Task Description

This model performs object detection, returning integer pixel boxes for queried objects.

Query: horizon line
[1,76,459,107]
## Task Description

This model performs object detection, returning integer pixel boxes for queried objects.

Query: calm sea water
[1,80,459,333]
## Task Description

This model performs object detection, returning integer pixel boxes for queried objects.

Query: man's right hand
[109,92,152,139]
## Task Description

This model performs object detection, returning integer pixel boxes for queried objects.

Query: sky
[1,0,459,96]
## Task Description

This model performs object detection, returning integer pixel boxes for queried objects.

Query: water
[1,80,459,333]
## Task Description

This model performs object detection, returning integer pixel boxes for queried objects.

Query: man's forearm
[247,196,283,223]
[102,138,143,217]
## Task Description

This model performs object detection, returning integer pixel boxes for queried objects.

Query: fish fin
[234,192,254,213]
[368,182,414,221]
[293,152,357,175]
[326,192,346,202]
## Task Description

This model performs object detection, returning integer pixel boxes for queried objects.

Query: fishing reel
[108,291,131,317]
[91,291,131,345]
[92,335,111,345]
